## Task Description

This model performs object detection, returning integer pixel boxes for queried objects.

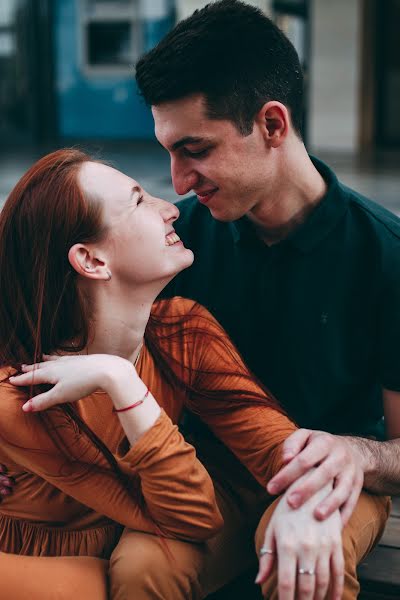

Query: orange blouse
[0,298,296,558]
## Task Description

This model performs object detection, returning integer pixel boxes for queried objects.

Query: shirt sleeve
[176,301,297,488]
[0,381,223,542]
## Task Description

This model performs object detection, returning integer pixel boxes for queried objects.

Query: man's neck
[247,151,327,245]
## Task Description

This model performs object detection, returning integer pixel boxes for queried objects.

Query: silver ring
[260,547,274,556]
[298,568,315,576]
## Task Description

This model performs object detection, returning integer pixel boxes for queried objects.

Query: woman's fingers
[9,368,54,386]
[22,387,61,412]
[42,354,65,361]
[329,543,345,600]
[0,474,14,499]
[276,541,297,600]
[295,547,317,600]
[314,552,330,600]
[255,528,276,585]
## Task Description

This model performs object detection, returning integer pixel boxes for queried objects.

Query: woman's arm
[6,357,223,541]
[177,308,297,487]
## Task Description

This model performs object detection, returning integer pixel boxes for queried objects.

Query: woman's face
[78,161,194,287]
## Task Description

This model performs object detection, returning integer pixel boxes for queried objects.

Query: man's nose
[170,157,198,196]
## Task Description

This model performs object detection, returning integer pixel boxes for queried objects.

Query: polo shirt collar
[232,156,349,253]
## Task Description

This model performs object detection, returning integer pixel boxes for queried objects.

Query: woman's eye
[137,195,144,205]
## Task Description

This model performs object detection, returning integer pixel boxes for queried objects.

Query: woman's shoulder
[151,297,220,330]
[0,366,28,409]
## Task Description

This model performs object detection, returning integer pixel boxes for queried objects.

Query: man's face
[152,94,273,222]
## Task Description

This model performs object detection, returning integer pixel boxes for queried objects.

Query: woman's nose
[158,198,179,223]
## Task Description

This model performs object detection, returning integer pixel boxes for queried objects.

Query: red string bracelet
[113,388,149,413]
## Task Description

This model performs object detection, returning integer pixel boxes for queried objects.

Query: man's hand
[0,465,14,499]
[266,429,366,524]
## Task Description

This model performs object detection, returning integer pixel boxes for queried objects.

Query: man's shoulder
[341,183,400,243]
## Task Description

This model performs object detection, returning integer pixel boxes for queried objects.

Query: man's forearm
[345,436,400,495]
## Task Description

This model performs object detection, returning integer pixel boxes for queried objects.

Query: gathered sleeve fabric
[152,298,297,488]
[0,377,222,543]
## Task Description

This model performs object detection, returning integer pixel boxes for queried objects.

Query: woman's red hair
[0,148,105,367]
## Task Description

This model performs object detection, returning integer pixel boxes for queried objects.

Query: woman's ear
[68,244,110,281]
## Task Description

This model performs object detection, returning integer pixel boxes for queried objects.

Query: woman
[0,149,343,599]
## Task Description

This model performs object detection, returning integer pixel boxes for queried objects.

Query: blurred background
[0,0,399,209]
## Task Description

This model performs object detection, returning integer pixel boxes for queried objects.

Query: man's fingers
[314,470,360,520]
[284,462,341,510]
[268,440,329,495]
[281,428,312,462]
[329,545,345,600]
[338,480,363,526]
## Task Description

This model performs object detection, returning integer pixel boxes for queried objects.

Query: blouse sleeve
[0,380,222,542]
[178,301,298,488]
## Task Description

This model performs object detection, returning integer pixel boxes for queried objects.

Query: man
[134,0,400,597]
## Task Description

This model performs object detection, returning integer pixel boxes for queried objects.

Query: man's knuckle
[298,454,312,469]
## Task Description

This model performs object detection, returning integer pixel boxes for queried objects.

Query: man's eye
[183,148,210,158]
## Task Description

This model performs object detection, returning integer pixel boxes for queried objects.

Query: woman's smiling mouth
[165,231,182,246]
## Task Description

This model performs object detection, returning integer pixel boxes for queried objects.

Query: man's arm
[344,388,400,495]
[266,388,400,523]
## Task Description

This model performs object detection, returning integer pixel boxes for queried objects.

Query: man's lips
[195,188,218,204]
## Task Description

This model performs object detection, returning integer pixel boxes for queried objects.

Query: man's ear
[68,244,109,281]
[255,101,289,148]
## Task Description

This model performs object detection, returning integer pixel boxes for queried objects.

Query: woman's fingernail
[22,400,33,412]
[255,572,262,584]
[268,482,277,493]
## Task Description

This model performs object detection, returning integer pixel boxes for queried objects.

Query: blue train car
[54,0,174,139]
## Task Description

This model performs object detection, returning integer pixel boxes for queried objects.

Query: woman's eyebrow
[130,185,142,200]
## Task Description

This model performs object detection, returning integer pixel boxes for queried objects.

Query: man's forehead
[152,95,211,146]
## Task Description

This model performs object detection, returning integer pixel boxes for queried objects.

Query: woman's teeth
[165,232,181,246]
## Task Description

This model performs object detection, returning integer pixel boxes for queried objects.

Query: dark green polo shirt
[162,158,400,437]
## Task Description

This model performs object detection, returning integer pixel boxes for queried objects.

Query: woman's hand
[9,354,135,412]
[256,475,344,600]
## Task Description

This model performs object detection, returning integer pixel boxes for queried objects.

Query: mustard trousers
[0,487,390,600]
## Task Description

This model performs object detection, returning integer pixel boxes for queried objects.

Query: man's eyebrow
[171,136,209,151]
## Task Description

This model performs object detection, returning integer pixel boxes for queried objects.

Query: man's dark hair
[135,0,304,137]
